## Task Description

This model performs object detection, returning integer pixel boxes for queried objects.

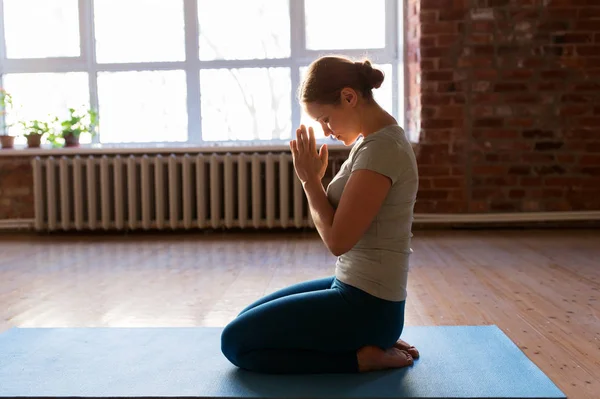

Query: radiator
[31,152,329,232]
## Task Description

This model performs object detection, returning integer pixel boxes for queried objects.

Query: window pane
[305,0,386,50]
[3,73,89,144]
[3,0,80,58]
[397,63,406,133]
[299,64,392,140]
[198,0,290,60]
[94,0,185,63]
[200,68,291,141]
[97,71,187,143]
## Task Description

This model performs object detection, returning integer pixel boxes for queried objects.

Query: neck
[358,101,397,138]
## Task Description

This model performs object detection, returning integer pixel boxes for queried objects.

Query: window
[0,0,404,147]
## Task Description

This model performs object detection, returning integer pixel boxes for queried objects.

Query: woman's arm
[302,170,391,257]
[291,125,392,257]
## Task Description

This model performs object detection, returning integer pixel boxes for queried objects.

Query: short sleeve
[350,138,404,185]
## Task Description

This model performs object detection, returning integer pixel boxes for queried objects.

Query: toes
[395,339,420,359]
[408,347,420,359]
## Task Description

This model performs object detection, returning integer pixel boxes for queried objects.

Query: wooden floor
[0,229,598,397]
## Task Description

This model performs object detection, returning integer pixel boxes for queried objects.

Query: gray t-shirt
[326,124,418,302]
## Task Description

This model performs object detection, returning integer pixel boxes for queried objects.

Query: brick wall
[408,0,600,213]
[1,0,600,221]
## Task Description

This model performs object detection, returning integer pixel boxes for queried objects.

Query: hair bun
[356,60,384,89]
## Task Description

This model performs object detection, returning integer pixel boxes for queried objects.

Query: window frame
[0,0,404,148]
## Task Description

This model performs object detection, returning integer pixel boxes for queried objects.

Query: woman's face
[304,89,361,146]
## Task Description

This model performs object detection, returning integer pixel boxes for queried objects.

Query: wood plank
[0,229,598,398]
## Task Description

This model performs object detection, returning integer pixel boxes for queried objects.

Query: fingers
[289,139,298,157]
[308,126,316,153]
[296,126,304,152]
[319,143,329,163]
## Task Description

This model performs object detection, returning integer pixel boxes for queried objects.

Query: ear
[340,87,358,107]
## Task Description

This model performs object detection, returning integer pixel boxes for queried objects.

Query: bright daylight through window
[0,0,404,148]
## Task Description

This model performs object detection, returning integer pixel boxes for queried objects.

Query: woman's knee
[221,322,244,367]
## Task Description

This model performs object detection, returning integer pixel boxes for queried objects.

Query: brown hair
[299,56,385,105]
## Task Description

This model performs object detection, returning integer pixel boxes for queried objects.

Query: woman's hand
[290,125,329,184]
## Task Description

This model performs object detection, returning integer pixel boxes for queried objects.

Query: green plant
[20,119,52,137]
[0,88,14,135]
[47,107,98,147]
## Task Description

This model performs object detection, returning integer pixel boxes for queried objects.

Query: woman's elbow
[327,239,351,257]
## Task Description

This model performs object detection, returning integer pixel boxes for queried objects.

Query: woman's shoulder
[353,125,412,155]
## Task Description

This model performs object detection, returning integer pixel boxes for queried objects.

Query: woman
[221,55,419,374]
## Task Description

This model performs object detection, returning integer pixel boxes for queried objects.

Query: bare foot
[394,339,420,359]
[357,346,413,372]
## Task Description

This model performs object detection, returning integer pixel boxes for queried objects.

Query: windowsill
[0,139,352,157]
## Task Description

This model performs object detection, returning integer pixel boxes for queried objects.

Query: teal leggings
[220,276,406,374]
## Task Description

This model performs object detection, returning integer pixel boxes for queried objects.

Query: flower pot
[26,133,43,148]
[0,135,15,149]
[64,133,79,147]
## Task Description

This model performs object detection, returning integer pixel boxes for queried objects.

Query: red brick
[574,21,600,31]
[437,105,464,118]
[439,9,466,21]
[468,34,494,44]
[422,47,448,58]
[422,22,459,35]
[508,118,535,128]
[521,177,543,187]
[421,0,449,10]
[420,37,437,48]
[414,201,436,213]
[435,200,467,212]
[556,33,595,44]
[472,21,495,33]
[490,201,519,212]
[472,188,498,200]
[422,94,452,105]
[545,177,583,187]
[423,71,455,81]
[503,69,534,80]
[557,154,576,163]
[580,155,600,165]
[535,141,564,151]
[421,11,438,24]
[509,189,526,199]
[522,129,556,139]
[422,119,455,129]
[457,56,494,68]
[534,165,567,175]
[522,153,556,163]
[473,129,519,139]
[472,165,508,175]
[433,177,462,188]
[538,82,561,91]
[577,46,600,56]
[587,142,600,152]
[419,165,452,176]
[573,82,600,91]
[504,94,538,104]
[474,118,504,128]
[494,82,529,92]
[578,117,600,127]
[418,190,450,200]
[541,70,571,80]
[560,105,591,116]
[469,201,489,212]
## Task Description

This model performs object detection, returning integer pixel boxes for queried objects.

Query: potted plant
[0,88,15,149]
[48,107,98,148]
[20,119,52,148]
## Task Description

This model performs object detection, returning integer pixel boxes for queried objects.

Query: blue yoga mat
[0,325,565,398]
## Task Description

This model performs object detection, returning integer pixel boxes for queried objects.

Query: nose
[320,122,333,136]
